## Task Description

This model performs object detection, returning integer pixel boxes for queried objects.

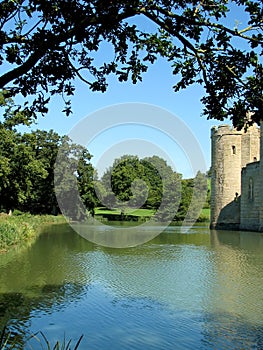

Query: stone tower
[210,124,260,230]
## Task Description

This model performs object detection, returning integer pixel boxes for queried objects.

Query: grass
[0,326,83,350]
[198,208,210,222]
[0,214,66,252]
[95,207,155,217]
[95,207,210,222]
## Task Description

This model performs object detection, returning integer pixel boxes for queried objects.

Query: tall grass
[0,326,83,350]
[0,214,66,251]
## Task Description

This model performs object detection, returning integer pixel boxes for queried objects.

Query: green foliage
[0,326,83,350]
[0,124,97,217]
[110,155,145,202]
[0,1,262,127]
[0,214,65,251]
[97,154,209,222]
[54,137,96,220]
[184,171,208,222]
[174,172,210,222]
[99,154,180,219]
[198,208,210,222]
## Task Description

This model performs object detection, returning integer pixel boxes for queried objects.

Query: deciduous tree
[0,0,262,127]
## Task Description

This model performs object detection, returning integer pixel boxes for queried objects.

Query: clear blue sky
[4,10,248,179]
[29,56,224,178]
[32,3,252,178]
[3,4,254,178]
[1,2,254,178]
[30,2,248,180]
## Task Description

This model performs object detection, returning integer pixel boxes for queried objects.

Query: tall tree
[98,154,182,221]
[183,171,207,222]
[0,0,262,127]
[142,156,181,221]
[77,149,97,217]
[0,125,97,216]
[110,155,144,202]
[0,126,48,212]
[54,136,97,220]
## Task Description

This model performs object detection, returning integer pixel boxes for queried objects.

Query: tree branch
[64,53,92,86]
[147,5,263,44]
[0,50,45,88]
[141,9,210,87]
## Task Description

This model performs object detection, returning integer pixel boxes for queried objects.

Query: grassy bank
[0,214,65,252]
[198,208,210,222]
[95,207,155,217]
[95,207,210,223]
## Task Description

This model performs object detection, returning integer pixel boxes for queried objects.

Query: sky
[3,8,248,179]
[27,56,223,179]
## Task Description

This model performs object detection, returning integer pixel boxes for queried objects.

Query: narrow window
[253,157,257,162]
[232,145,236,155]
[249,178,254,201]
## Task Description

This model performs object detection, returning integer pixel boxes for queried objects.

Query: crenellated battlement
[211,124,238,135]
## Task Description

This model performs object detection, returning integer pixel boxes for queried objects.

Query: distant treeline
[0,126,210,221]
[95,155,210,222]
[0,126,96,216]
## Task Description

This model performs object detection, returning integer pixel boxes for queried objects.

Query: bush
[0,214,65,251]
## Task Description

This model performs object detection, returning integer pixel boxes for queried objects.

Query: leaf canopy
[0,0,262,127]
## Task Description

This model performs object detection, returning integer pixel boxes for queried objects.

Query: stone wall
[210,124,260,230]
[240,162,261,231]
[210,125,243,229]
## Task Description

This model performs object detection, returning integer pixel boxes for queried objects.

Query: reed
[0,214,65,251]
[0,327,83,350]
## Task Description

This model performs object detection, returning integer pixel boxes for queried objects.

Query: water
[0,224,263,349]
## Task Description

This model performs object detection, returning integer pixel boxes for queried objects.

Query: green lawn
[95,207,155,217]
[95,207,210,221]
[200,208,210,221]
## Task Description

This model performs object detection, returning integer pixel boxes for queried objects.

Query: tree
[143,156,181,221]
[110,155,144,202]
[21,129,61,213]
[175,178,195,221]
[98,155,146,212]
[140,157,163,209]
[0,126,48,212]
[77,149,97,217]
[0,124,97,216]
[0,0,262,127]
[183,171,207,222]
[98,154,182,221]
[175,171,208,222]
[54,136,96,220]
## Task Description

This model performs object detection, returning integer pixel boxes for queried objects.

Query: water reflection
[0,225,262,349]
[209,230,263,326]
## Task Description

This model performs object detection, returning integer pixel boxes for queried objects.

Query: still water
[0,224,263,349]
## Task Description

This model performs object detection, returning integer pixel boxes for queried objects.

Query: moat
[0,224,263,349]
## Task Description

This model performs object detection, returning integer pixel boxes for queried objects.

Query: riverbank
[0,214,66,252]
[94,207,210,223]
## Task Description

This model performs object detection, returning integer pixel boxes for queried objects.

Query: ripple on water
[0,226,263,349]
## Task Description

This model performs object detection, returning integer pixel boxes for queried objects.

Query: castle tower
[210,124,260,230]
[210,125,243,229]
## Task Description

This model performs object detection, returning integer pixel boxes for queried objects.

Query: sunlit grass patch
[95,207,155,217]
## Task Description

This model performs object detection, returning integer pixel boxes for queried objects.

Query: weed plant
[0,214,65,251]
[0,326,83,350]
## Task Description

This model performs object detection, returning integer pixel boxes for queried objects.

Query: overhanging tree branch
[0,0,262,126]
